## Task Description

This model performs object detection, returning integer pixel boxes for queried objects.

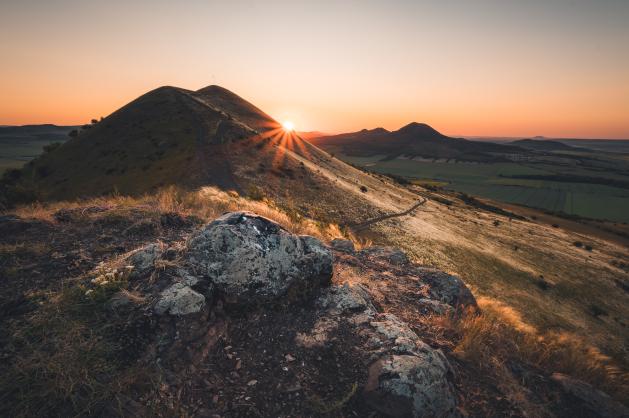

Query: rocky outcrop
[318,282,375,314]
[109,211,475,417]
[330,238,355,253]
[365,353,458,418]
[361,313,458,417]
[184,211,333,306]
[360,246,409,265]
[419,268,477,310]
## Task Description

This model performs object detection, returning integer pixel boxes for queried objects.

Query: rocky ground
[1,206,627,417]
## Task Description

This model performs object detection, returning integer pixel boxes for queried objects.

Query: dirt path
[350,197,427,230]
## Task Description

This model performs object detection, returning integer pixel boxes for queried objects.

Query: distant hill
[0,124,77,141]
[509,138,577,152]
[310,122,522,161]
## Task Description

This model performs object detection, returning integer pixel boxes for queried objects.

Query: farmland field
[0,125,74,175]
[341,155,629,223]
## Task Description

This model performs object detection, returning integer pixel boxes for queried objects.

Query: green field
[342,155,629,223]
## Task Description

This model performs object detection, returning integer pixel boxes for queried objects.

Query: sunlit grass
[434,296,628,402]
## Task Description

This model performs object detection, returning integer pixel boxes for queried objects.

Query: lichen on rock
[154,283,206,316]
[184,211,333,306]
[127,243,163,279]
[364,353,459,418]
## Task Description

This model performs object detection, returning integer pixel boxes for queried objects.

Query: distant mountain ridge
[310,122,522,161]
[509,138,576,151]
[0,124,77,137]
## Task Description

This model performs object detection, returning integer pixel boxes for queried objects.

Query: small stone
[247,380,258,386]
[285,354,296,362]
[330,238,355,253]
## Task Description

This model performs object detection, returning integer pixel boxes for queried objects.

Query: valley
[311,127,629,224]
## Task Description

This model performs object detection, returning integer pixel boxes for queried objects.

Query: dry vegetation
[443,297,628,402]
[11,185,355,243]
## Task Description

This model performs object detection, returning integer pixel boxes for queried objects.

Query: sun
[282,121,295,132]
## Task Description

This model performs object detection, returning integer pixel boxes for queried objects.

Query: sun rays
[250,121,313,170]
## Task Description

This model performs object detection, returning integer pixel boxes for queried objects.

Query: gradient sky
[1,0,628,138]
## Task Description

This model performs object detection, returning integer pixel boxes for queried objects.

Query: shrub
[573,241,583,248]
[246,185,265,201]
[359,185,368,193]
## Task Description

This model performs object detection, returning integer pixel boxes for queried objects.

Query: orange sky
[1,0,628,138]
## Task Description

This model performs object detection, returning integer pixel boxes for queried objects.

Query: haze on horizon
[1,0,628,139]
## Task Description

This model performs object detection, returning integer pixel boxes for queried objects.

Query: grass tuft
[442,296,628,403]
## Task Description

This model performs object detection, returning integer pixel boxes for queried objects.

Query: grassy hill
[1,86,257,203]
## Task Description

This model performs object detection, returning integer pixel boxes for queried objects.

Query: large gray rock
[364,354,459,418]
[184,211,333,306]
[419,268,477,310]
[363,313,459,418]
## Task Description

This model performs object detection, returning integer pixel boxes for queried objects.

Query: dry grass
[441,296,628,403]
[9,185,353,243]
[0,273,153,417]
